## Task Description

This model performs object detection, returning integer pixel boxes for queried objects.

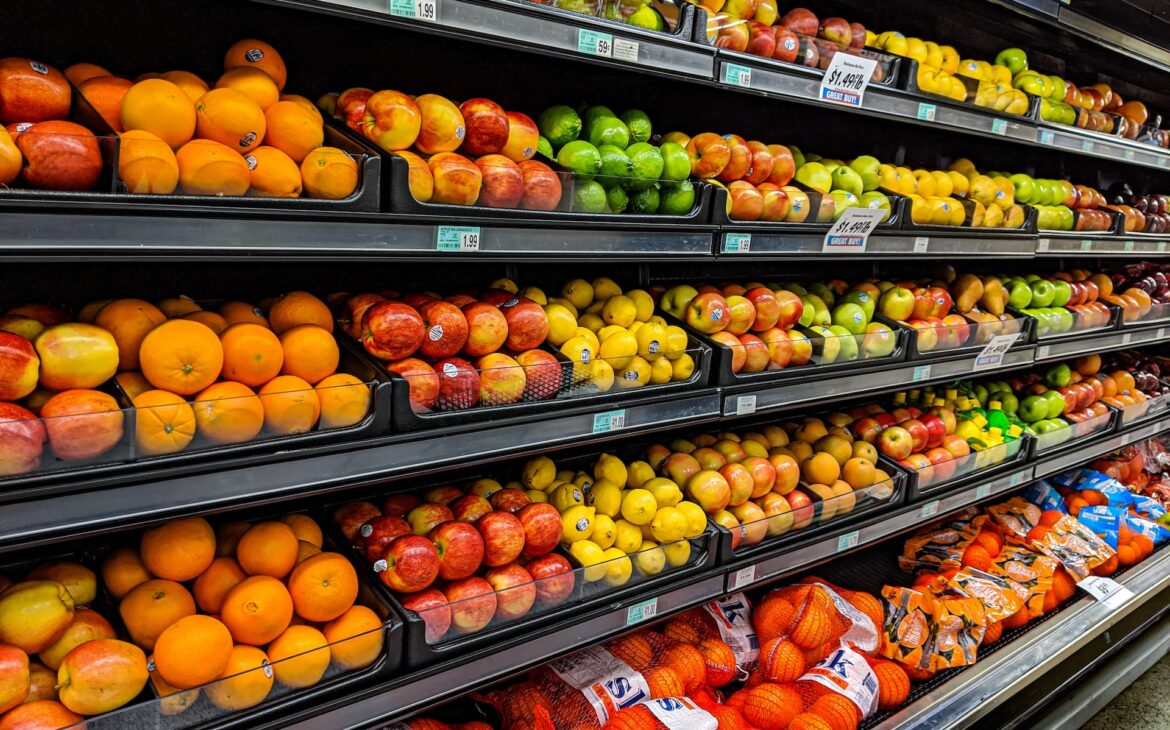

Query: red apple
[381,494,418,517]
[334,501,381,542]
[388,357,440,413]
[851,416,882,443]
[376,534,439,593]
[746,21,777,58]
[772,27,801,63]
[475,154,525,208]
[711,332,745,372]
[429,520,485,581]
[743,141,773,186]
[0,642,27,713]
[920,414,947,449]
[477,510,525,567]
[401,588,451,644]
[818,17,851,45]
[479,289,518,307]
[459,98,509,156]
[713,16,750,53]
[476,352,526,404]
[516,349,562,401]
[720,462,756,506]
[362,90,421,151]
[361,301,424,361]
[17,121,101,191]
[423,486,464,505]
[901,419,929,452]
[770,290,804,329]
[485,563,536,621]
[337,87,373,131]
[518,503,561,556]
[0,58,70,124]
[759,327,792,369]
[901,453,934,483]
[686,132,731,179]
[501,111,539,163]
[781,7,819,35]
[941,434,970,459]
[738,334,770,373]
[727,180,764,221]
[786,489,815,529]
[719,136,751,183]
[443,576,497,634]
[461,302,508,356]
[685,291,732,334]
[489,488,531,513]
[358,515,411,563]
[725,295,757,335]
[434,356,480,409]
[519,160,563,211]
[429,152,482,206]
[786,329,812,366]
[743,287,780,331]
[418,300,469,359]
[758,183,791,222]
[413,93,466,155]
[878,425,913,460]
[527,553,575,606]
[450,494,493,524]
[849,22,866,50]
[925,448,955,480]
[502,300,549,351]
[407,503,453,536]
[663,452,702,485]
[0,332,38,402]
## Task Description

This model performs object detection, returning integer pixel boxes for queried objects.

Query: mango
[57,638,148,715]
[0,581,74,653]
[0,643,29,714]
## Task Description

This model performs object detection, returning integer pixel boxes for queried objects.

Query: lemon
[643,477,682,508]
[521,455,556,490]
[556,469,575,484]
[526,489,548,503]
[490,277,518,293]
[575,327,600,352]
[670,353,695,382]
[601,547,633,587]
[467,478,502,499]
[635,322,666,360]
[579,313,605,332]
[591,359,615,391]
[592,277,622,300]
[543,304,578,346]
[602,295,637,328]
[561,505,596,542]
[650,506,688,544]
[626,460,655,489]
[562,279,594,310]
[650,356,673,384]
[614,519,644,553]
[585,300,605,316]
[570,540,607,581]
[663,539,691,567]
[594,453,628,487]
[598,325,626,342]
[561,336,595,381]
[621,488,657,525]
[542,480,565,495]
[676,501,708,539]
[547,297,578,318]
[617,356,652,388]
[518,286,547,304]
[634,540,666,576]
[662,325,688,360]
[504,479,524,491]
[626,289,655,322]
[551,483,585,513]
[573,472,594,490]
[592,514,617,549]
[599,332,637,369]
[648,315,668,327]
[590,479,623,517]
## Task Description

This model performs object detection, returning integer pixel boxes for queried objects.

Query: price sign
[436,225,480,251]
[991,118,1008,136]
[1080,239,1092,252]
[1036,345,1050,360]
[836,530,860,552]
[1082,139,1094,153]
[920,500,940,518]
[1124,240,1135,252]
[819,53,878,108]
[577,29,613,57]
[1158,157,1169,168]
[1158,241,1167,252]
[626,598,658,625]
[723,233,752,253]
[591,409,627,434]
[975,483,992,499]
[1037,238,1050,252]
[912,364,932,382]
[1077,576,1133,609]
[1121,332,1133,345]
[388,0,438,21]
[1039,130,1055,145]
[729,566,757,590]
[916,103,936,122]
[735,395,757,416]
[613,38,639,62]
[913,237,930,253]
[1009,471,1027,487]
[723,63,752,88]
[823,207,884,253]
[1124,149,1136,161]
[973,333,1019,371]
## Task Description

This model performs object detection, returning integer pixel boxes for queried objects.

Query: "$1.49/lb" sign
[819,53,879,108]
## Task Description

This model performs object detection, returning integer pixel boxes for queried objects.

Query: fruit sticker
[30,61,49,75]
[550,645,652,723]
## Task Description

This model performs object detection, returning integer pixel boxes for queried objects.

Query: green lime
[659,141,690,181]
[626,5,665,30]
[557,140,602,180]
[572,180,608,213]
[625,142,664,190]
[659,181,695,215]
[536,136,554,160]
[621,109,653,144]
[630,186,660,214]
[605,185,629,213]
[581,105,616,132]
[539,105,582,149]
[598,144,633,181]
[588,116,630,149]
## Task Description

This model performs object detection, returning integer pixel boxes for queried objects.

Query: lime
[659,181,695,215]
[620,109,653,144]
[538,105,582,149]
[625,142,664,190]
[626,5,665,30]
[536,136,554,160]
[598,144,633,182]
[588,116,630,149]
[572,180,608,213]
[630,185,660,214]
[659,141,690,181]
[557,140,602,179]
[605,185,629,213]
[581,105,617,132]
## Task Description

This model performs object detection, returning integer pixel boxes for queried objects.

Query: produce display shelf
[717,229,1035,259]
[1038,235,1170,256]
[1035,122,1170,171]
[1033,323,1169,363]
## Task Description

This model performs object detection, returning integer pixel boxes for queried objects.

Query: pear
[795,162,832,193]
[979,276,1006,316]
[951,273,984,313]
[831,166,864,196]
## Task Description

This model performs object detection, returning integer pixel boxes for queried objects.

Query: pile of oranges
[71,39,358,199]
[105,512,384,713]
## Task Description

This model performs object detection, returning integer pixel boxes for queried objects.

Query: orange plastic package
[989,544,1058,617]
[879,585,986,671]
[986,497,1042,541]
[898,508,981,574]
[1027,514,1115,581]
[947,567,1025,622]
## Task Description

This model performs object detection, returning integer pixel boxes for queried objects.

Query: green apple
[1018,394,1048,423]
[1056,206,1075,231]
[797,296,816,327]
[841,290,875,321]
[850,155,882,191]
[1050,279,1071,308]
[862,322,896,358]
[1030,280,1056,307]
[782,283,808,296]
[829,191,859,220]
[789,145,805,171]
[827,325,860,361]
[1009,174,1034,204]
[859,191,892,221]
[1045,363,1071,388]
[999,392,1019,415]
[808,325,840,364]
[1042,390,1066,419]
[831,302,868,335]
[996,47,1029,75]
[1047,75,1068,101]
[1007,280,1032,309]
[831,166,864,196]
[1013,73,1045,97]
[795,162,832,194]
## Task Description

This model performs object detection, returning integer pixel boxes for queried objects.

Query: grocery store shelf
[871,538,1170,729]
[1035,123,1170,171]
[1037,234,1170,256]
[1033,324,1168,363]
[1033,414,1170,479]
[718,229,1034,258]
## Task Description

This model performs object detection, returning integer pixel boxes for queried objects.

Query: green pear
[795,162,832,193]
[831,166,864,196]
[783,283,809,296]
[805,293,831,326]
[797,296,817,327]
[827,325,860,361]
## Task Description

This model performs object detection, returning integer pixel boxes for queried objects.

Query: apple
[434,356,480,409]
[429,152,482,206]
[746,21,777,58]
[720,462,755,506]
[514,349,559,401]
[471,153,525,209]
[389,357,440,413]
[738,334,770,373]
[771,290,804,329]
[443,576,497,634]
[849,22,866,49]
[781,7,819,35]
[334,501,381,542]
[663,452,702,485]
[759,492,794,536]
[502,300,549,351]
[361,301,424,361]
[878,287,915,321]
[477,511,525,567]
[758,183,791,222]
[485,564,536,621]
[712,510,742,550]
[38,608,115,672]
[476,352,526,405]
[686,469,732,514]
[40,390,122,461]
[878,425,913,460]
[710,332,745,372]
[17,121,102,191]
[759,327,792,369]
[422,485,463,504]
[713,17,750,53]
[743,141,774,186]
[407,503,453,536]
[906,320,938,351]
[920,414,946,449]
[527,553,575,606]
[401,588,451,644]
[518,503,561,556]
[519,160,563,211]
[362,90,421,151]
[768,145,796,186]
[773,27,801,63]
[818,17,851,44]
[416,300,469,360]
[459,98,509,156]
[56,638,147,715]
[786,489,815,529]
[428,521,485,581]
[851,417,882,444]
[686,133,731,179]
[0,58,70,124]
[489,488,531,513]
[661,285,699,318]
[901,419,929,452]
[942,434,971,459]
[450,494,493,524]
[0,403,44,476]
[740,455,777,498]
[501,111,539,162]
[940,313,970,347]
[336,87,373,130]
[901,453,934,481]
[787,329,812,366]
[358,515,412,562]
[376,534,439,593]
[455,301,507,357]
[719,135,752,182]
[724,295,756,335]
[0,642,27,713]
[413,94,466,155]
[343,293,386,339]
[686,292,732,334]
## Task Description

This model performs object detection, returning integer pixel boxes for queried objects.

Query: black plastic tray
[894,57,1042,122]
[875,312,1035,362]
[1037,207,1126,237]
[713,40,902,88]
[897,198,1039,236]
[1026,406,1120,460]
[1008,302,1123,344]
[885,435,1032,502]
[491,0,708,46]
[709,185,905,230]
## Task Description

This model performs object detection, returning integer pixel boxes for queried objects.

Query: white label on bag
[973,333,1019,371]
[823,207,884,252]
[1078,576,1133,609]
[704,592,760,670]
[802,645,880,716]
[644,698,719,729]
[819,53,878,107]
[551,646,652,723]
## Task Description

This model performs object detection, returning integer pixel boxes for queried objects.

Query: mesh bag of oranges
[658,592,761,679]
[600,697,719,729]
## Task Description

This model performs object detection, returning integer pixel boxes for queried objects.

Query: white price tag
[913,364,932,382]
[723,233,751,253]
[626,598,658,625]
[592,409,627,433]
[1037,238,1050,252]
[1080,239,1093,252]
[1157,327,1166,340]
[1039,130,1055,145]
[913,237,929,253]
[1122,332,1133,345]
[819,52,878,108]
[723,63,752,88]
[1158,157,1169,168]
[1009,471,1027,487]
[730,566,756,590]
[578,29,613,57]
[436,225,480,251]
[973,333,1019,371]
[823,207,884,253]
[1082,139,1094,153]
[613,38,639,62]
[1037,345,1050,360]
[1123,240,1135,252]
[836,530,860,552]
[920,500,940,518]
[1124,149,1136,161]
[1159,241,1168,253]
[1077,576,1133,609]
[735,395,757,416]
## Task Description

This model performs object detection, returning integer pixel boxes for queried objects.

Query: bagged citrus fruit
[1026,513,1114,581]
[898,509,981,574]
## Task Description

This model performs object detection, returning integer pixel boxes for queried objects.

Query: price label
[1077,576,1133,609]
[626,598,658,625]
[577,29,613,57]
[991,118,1008,136]
[723,63,752,88]
[613,38,639,62]
[1036,345,1050,360]
[1124,240,1135,252]
[1037,238,1050,252]
[1158,241,1167,252]
[729,566,756,590]
[1121,332,1133,345]
[1158,157,1169,168]
[836,530,860,552]
[723,233,752,253]
[1009,471,1027,487]
[913,364,932,382]
[916,103,936,122]
[823,207,884,252]
[436,225,480,251]
[975,483,992,499]
[388,0,438,21]
[819,52,878,108]
[973,333,1019,371]
[591,409,627,433]
[1082,139,1094,153]
[1080,239,1092,252]
[1039,130,1055,145]
[1124,149,1136,161]
[1157,327,1167,340]
[920,500,940,518]
[735,395,757,416]
[913,237,929,253]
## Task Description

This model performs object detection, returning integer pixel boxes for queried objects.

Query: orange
[267,625,330,688]
[696,637,737,687]
[754,597,796,641]
[219,301,270,328]
[287,552,358,622]
[119,128,181,193]
[195,87,266,153]
[120,78,196,149]
[314,373,371,429]
[205,645,274,711]
[279,94,323,123]
[743,683,803,730]
[0,128,17,186]
[95,298,167,370]
[760,638,805,682]
[133,389,197,455]
[259,375,321,435]
[662,612,714,645]
[193,381,265,444]
[982,620,1003,645]
[659,643,707,693]
[973,531,1002,557]
[220,322,284,387]
[236,521,300,578]
[791,605,832,649]
[139,319,224,395]
[216,67,280,111]
[279,324,338,383]
[224,40,287,91]
[873,660,910,710]
[323,605,384,671]
[802,453,840,486]
[217,521,253,557]
[176,138,251,196]
[149,661,200,716]
[157,296,202,318]
[181,310,229,334]
[141,516,216,581]
[279,514,323,548]
[269,291,333,335]
[844,591,883,632]
[960,544,993,571]
[221,575,294,646]
[642,665,684,699]
[120,579,196,651]
[65,62,111,86]
[246,145,302,197]
[79,75,133,132]
[606,634,655,671]
[790,713,834,730]
[101,547,153,600]
[809,693,859,730]
[194,556,248,614]
[263,101,323,162]
[301,146,358,200]
[154,614,234,689]
[159,70,209,102]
